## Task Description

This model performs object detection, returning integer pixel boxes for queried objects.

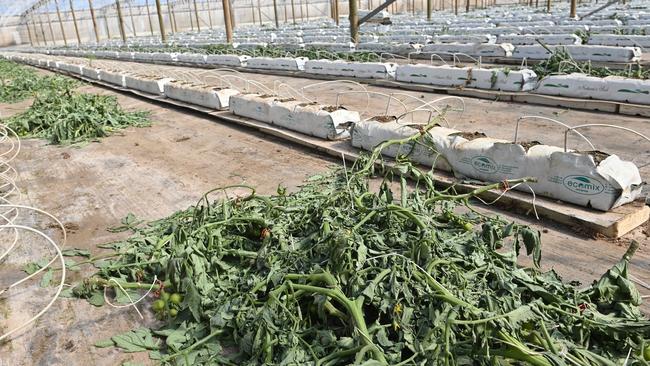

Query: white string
[103,275,158,320]
[0,225,66,342]
[473,182,540,220]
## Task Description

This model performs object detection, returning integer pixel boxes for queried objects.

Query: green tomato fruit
[643,344,650,360]
[152,299,165,312]
[170,293,183,305]
[161,292,170,302]
[169,308,178,317]
[462,222,474,231]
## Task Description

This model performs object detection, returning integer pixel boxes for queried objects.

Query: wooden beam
[127,1,138,36]
[54,0,68,46]
[334,0,339,25]
[45,8,56,45]
[155,0,167,42]
[115,0,128,43]
[189,0,195,30]
[166,2,175,34]
[349,0,359,42]
[358,0,397,26]
[88,0,100,42]
[38,14,48,45]
[146,0,155,36]
[69,0,82,44]
[31,18,41,45]
[104,12,112,39]
[222,0,233,43]
[193,0,201,32]
[273,0,280,27]
[206,0,213,28]
[24,20,34,46]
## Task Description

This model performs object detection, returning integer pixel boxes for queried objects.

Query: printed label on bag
[470,156,498,174]
[562,175,605,195]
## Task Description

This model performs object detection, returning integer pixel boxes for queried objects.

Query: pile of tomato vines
[3,84,150,145]
[67,119,650,365]
[0,59,77,103]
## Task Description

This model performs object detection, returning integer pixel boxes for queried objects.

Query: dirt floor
[0,61,648,365]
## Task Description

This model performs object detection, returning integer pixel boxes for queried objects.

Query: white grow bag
[269,102,358,140]
[124,75,174,95]
[58,63,83,75]
[513,45,642,62]
[133,52,154,62]
[163,81,239,110]
[229,94,276,122]
[151,52,178,63]
[352,121,453,170]
[395,64,538,91]
[81,67,102,80]
[305,42,356,52]
[420,42,514,57]
[246,57,308,71]
[176,53,207,64]
[535,73,650,105]
[443,135,643,211]
[433,34,496,44]
[95,51,119,59]
[205,54,250,67]
[356,42,423,55]
[98,70,127,87]
[496,34,582,45]
[588,34,650,48]
[304,60,397,79]
[352,121,644,211]
[47,60,59,69]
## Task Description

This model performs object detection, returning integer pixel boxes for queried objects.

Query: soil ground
[0,61,648,366]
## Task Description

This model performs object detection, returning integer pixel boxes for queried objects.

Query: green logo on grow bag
[543,83,570,88]
[618,88,650,94]
[562,175,604,195]
[471,156,498,174]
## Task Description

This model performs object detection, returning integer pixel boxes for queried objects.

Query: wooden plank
[511,93,620,113]
[619,103,650,118]
[47,68,650,238]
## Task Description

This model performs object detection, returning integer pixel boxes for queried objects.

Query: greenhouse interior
[1,0,650,364]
